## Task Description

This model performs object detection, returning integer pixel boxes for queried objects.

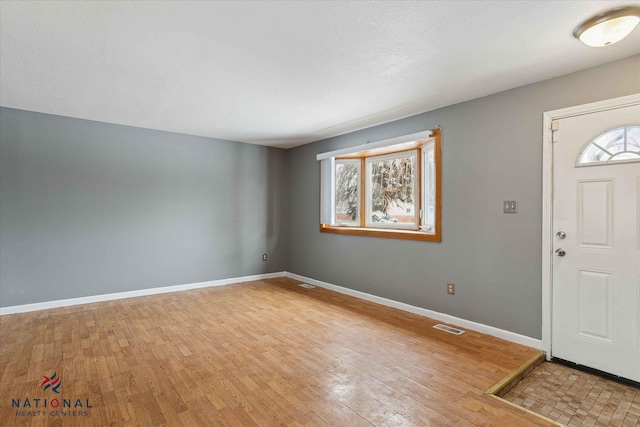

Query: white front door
[551,103,640,382]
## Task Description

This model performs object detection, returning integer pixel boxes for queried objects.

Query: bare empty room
[1,1,639,426]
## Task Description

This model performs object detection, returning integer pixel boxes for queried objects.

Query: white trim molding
[1,269,542,350]
[541,93,640,360]
[286,272,542,350]
[0,272,286,315]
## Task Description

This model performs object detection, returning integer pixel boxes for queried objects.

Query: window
[335,159,360,226]
[318,129,441,242]
[366,151,417,228]
[578,126,640,166]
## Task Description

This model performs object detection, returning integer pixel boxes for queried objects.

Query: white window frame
[421,141,436,233]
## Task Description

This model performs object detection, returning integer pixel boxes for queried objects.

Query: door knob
[556,231,566,239]
[555,248,566,257]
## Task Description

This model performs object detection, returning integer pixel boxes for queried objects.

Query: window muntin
[318,129,441,242]
[365,151,417,229]
[578,126,640,165]
[334,159,360,226]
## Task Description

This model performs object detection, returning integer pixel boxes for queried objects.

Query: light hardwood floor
[0,277,553,426]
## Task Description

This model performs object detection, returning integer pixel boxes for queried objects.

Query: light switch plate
[503,200,517,213]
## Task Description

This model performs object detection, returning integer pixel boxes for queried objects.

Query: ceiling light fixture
[573,6,640,47]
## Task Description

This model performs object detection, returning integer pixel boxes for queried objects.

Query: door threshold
[551,357,640,389]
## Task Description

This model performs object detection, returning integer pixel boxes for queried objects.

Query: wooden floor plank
[0,277,553,426]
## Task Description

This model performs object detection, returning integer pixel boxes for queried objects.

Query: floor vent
[298,283,316,289]
[433,324,465,335]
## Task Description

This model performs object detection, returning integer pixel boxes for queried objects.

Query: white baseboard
[0,270,543,350]
[286,272,543,350]
[0,272,286,315]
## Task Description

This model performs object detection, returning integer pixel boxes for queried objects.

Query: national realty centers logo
[11,372,93,418]
[40,372,61,393]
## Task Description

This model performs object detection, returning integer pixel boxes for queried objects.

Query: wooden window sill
[320,224,441,242]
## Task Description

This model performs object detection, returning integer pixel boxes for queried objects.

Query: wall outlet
[262,253,267,261]
[447,283,455,295]
[503,200,517,213]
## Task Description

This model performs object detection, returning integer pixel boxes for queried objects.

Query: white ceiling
[1,1,639,149]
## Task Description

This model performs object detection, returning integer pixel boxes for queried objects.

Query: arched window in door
[578,126,640,166]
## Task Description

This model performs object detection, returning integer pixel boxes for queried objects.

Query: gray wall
[286,55,640,339]
[0,108,287,306]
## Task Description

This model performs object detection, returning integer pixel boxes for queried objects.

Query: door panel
[576,269,612,341]
[552,104,640,382]
[577,179,613,248]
